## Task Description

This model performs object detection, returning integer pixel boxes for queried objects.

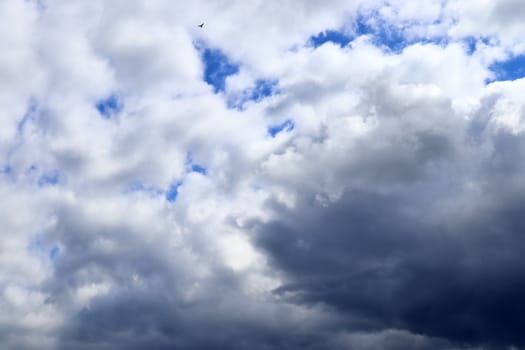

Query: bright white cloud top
[2,1,525,349]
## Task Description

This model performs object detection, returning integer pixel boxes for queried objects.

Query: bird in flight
[198,23,205,28]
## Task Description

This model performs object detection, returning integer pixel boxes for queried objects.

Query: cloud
[250,55,525,349]
[2,1,525,349]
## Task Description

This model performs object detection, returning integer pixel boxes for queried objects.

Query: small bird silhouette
[198,23,205,28]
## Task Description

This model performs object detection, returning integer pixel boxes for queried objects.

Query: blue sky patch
[463,36,491,55]
[488,54,525,82]
[49,245,60,261]
[126,181,163,196]
[38,170,60,187]
[184,152,207,175]
[166,181,183,202]
[268,119,295,137]
[464,37,477,55]
[308,14,447,53]
[228,79,279,110]
[354,14,410,52]
[191,164,207,175]
[27,235,59,263]
[250,80,279,101]
[18,98,38,133]
[310,30,353,48]
[353,14,449,52]
[127,180,185,202]
[200,46,239,93]
[96,94,123,118]
[307,15,409,52]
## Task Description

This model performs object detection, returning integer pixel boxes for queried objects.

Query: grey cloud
[248,87,525,349]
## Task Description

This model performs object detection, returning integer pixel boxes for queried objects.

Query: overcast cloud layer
[3,1,525,349]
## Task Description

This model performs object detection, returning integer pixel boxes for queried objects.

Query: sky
[2,0,525,349]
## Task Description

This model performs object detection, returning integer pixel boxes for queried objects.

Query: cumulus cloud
[2,1,525,349]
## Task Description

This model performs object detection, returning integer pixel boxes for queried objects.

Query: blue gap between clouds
[268,119,295,137]
[465,37,476,55]
[166,181,183,202]
[191,164,207,175]
[309,14,407,51]
[309,14,446,53]
[38,170,60,187]
[128,152,207,203]
[127,180,183,203]
[310,30,354,48]
[200,45,239,93]
[49,246,60,261]
[27,235,60,263]
[488,54,525,82]
[228,79,280,110]
[185,152,207,175]
[355,14,409,52]
[96,94,123,119]
[463,36,491,55]
[18,98,38,133]
[127,181,163,196]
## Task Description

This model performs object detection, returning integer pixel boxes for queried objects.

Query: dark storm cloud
[249,98,525,349]
[42,192,462,350]
[59,294,330,350]
[41,199,338,350]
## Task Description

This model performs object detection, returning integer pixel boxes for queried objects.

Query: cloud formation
[2,1,525,349]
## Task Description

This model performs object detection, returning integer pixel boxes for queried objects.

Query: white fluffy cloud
[2,1,525,349]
